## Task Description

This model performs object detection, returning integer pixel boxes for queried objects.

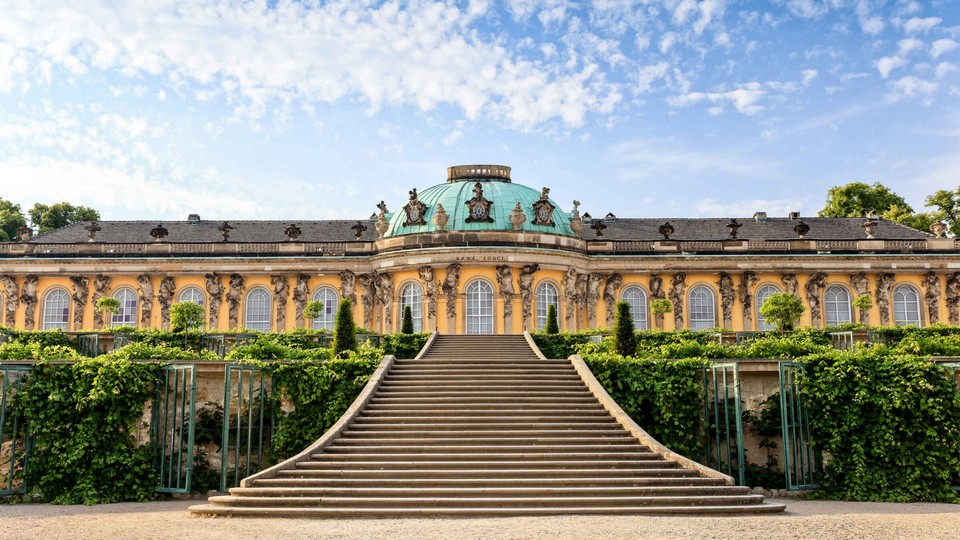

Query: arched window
[755,284,780,331]
[824,285,852,326]
[244,288,272,331]
[535,282,559,330]
[621,285,648,330]
[399,283,423,332]
[177,286,205,306]
[688,285,716,331]
[111,288,138,328]
[311,286,339,331]
[465,280,494,334]
[893,284,922,327]
[41,288,70,330]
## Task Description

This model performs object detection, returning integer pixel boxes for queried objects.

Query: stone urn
[509,202,527,231]
[432,203,449,231]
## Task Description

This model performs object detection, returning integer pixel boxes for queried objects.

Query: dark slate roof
[28,220,379,244]
[579,217,932,241]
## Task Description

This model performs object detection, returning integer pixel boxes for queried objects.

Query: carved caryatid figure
[21,275,38,330]
[272,275,290,330]
[339,270,357,306]
[518,264,539,328]
[358,273,377,329]
[205,273,224,328]
[226,274,245,329]
[92,274,111,329]
[717,272,736,328]
[805,273,828,326]
[293,274,309,324]
[575,273,588,314]
[442,264,462,320]
[158,277,176,330]
[418,267,438,326]
[604,273,623,324]
[668,273,686,327]
[738,272,760,327]
[495,266,515,319]
[924,272,942,325]
[376,272,394,331]
[876,272,895,325]
[849,272,871,324]
[136,275,153,328]
[69,276,89,327]
[586,274,603,325]
[781,274,799,295]
[0,275,19,327]
[946,273,960,325]
[563,269,579,328]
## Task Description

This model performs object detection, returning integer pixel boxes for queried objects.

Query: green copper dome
[383,165,575,237]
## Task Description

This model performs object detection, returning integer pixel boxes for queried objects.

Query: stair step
[346,422,622,431]
[340,429,630,438]
[325,437,641,446]
[254,475,722,487]
[294,460,671,470]
[227,485,750,498]
[322,444,649,454]
[190,503,787,517]
[273,467,695,479]
[206,494,766,509]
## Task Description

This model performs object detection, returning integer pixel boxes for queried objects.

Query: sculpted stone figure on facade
[876,272,895,325]
[717,272,736,328]
[738,272,759,327]
[339,270,357,306]
[495,266,515,318]
[442,264,462,320]
[293,274,309,325]
[575,273,588,314]
[587,274,603,326]
[604,273,623,325]
[136,275,153,328]
[205,273,223,328]
[781,274,798,295]
[418,267,438,325]
[563,269,578,328]
[226,274,245,329]
[21,275,38,330]
[804,273,828,327]
[358,273,377,330]
[158,277,176,330]
[0,275,18,327]
[95,280,114,321]
[849,272,871,324]
[669,273,686,327]
[272,275,290,331]
[946,272,960,325]
[376,272,394,332]
[518,264,539,329]
[924,271,941,325]
[70,276,89,327]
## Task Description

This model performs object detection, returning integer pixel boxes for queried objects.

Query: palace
[0,165,955,335]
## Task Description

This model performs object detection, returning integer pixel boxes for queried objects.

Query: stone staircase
[189,334,785,517]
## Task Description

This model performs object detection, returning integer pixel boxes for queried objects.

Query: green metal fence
[113,333,134,350]
[829,331,854,350]
[700,362,745,485]
[152,365,196,494]
[202,335,227,359]
[734,332,760,345]
[779,361,821,490]
[220,365,274,491]
[76,334,100,357]
[0,366,31,495]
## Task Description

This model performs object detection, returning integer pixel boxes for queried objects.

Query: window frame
[824,284,853,327]
[535,281,560,330]
[311,286,340,331]
[244,287,273,332]
[755,283,781,331]
[41,287,71,331]
[892,284,922,327]
[464,279,495,335]
[111,287,139,328]
[688,284,717,331]
[620,284,649,330]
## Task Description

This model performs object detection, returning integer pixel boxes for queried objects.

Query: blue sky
[0,0,957,223]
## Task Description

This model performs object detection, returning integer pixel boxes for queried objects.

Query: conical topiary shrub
[544,304,559,334]
[614,300,636,357]
[332,299,357,357]
[401,305,415,334]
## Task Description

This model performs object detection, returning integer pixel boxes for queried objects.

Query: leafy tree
[303,300,324,322]
[401,306,414,334]
[853,294,873,312]
[332,299,357,357]
[614,301,637,357]
[651,298,672,330]
[818,182,912,219]
[170,301,205,348]
[758,292,805,334]
[96,296,120,327]
[0,198,27,242]
[925,188,960,236]
[544,304,559,334]
[29,202,100,234]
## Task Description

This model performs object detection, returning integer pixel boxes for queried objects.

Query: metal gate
[220,365,274,491]
[0,366,31,495]
[779,362,821,490]
[700,363,745,486]
[152,365,196,493]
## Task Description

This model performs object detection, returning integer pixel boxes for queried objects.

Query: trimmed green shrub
[332,299,357,358]
[401,306,414,334]
[0,341,84,360]
[544,304,559,334]
[381,332,430,359]
[614,301,636,357]
[758,292,805,333]
[531,331,596,359]
[102,341,220,361]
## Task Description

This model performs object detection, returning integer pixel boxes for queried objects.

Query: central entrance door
[465,280,495,334]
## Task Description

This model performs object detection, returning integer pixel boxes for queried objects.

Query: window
[311,286,339,331]
[465,280,494,334]
[244,288,272,331]
[111,288,138,328]
[535,282,559,330]
[755,284,780,331]
[893,285,921,327]
[621,285,648,330]
[824,285,852,326]
[399,283,423,332]
[42,289,70,330]
[177,286,205,306]
[688,285,716,331]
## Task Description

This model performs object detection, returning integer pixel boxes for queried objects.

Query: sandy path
[1,499,959,540]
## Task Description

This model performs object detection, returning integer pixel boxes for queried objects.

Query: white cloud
[903,16,941,34]
[634,62,671,94]
[778,0,831,19]
[801,69,818,86]
[931,39,959,59]
[876,55,909,78]
[854,0,884,35]
[897,38,925,56]
[609,137,776,180]
[936,62,957,79]
[668,82,766,115]
[889,76,937,98]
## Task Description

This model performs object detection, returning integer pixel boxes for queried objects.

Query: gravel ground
[1,499,959,540]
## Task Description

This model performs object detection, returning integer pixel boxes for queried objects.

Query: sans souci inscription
[455,256,505,262]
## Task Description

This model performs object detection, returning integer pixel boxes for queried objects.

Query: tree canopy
[29,202,100,234]
[819,181,955,235]
[0,198,27,242]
